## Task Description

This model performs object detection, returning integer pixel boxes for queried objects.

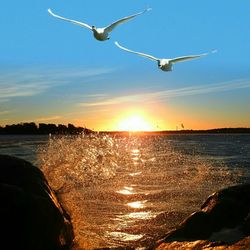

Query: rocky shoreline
[156,236,250,250]
[0,155,74,250]
[156,183,250,250]
[0,154,249,250]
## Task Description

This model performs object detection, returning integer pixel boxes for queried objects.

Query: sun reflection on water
[121,211,156,220]
[116,186,135,195]
[129,171,142,176]
[131,148,142,164]
[127,200,147,209]
[131,149,140,154]
[107,231,144,242]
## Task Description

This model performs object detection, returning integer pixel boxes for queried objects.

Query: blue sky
[0,0,250,130]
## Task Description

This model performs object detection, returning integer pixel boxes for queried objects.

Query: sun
[117,114,154,132]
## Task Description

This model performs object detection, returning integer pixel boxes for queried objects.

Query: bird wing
[104,7,151,33]
[48,8,92,30]
[169,52,209,63]
[114,42,159,61]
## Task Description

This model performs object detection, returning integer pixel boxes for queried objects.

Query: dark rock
[0,155,74,250]
[159,184,250,244]
[242,212,250,235]
[156,236,250,250]
[161,211,211,241]
[201,184,250,230]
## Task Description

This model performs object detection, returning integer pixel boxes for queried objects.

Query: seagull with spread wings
[115,41,216,71]
[48,8,151,41]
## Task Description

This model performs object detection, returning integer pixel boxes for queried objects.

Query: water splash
[39,134,119,190]
[37,134,242,249]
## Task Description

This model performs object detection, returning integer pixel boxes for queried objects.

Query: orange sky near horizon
[1,100,250,131]
[62,104,250,131]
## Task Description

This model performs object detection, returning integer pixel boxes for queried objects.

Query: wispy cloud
[0,110,11,116]
[82,93,108,98]
[79,78,250,107]
[0,66,115,102]
[0,82,50,100]
[0,69,59,100]
[33,115,62,123]
[79,94,147,107]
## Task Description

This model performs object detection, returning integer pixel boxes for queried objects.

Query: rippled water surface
[0,133,249,249]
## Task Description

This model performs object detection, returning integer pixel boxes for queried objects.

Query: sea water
[0,133,249,249]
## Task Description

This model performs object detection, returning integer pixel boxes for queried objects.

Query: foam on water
[37,133,242,249]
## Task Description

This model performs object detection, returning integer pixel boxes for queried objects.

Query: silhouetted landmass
[154,127,250,134]
[0,123,249,135]
[0,122,93,135]
[100,127,250,136]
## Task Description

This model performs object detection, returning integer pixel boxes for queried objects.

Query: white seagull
[115,41,216,71]
[48,8,151,41]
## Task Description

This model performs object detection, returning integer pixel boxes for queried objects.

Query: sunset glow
[117,114,154,131]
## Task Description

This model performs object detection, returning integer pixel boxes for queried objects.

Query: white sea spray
[37,133,242,249]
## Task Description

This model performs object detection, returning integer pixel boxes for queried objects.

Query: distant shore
[0,122,250,135]
[100,127,250,136]
[0,122,92,135]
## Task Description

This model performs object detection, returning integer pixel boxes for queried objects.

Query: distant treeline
[163,128,250,134]
[101,127,250,136]
[0,122,93,135]
[193,128,250,134]
[0,123,249,135]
